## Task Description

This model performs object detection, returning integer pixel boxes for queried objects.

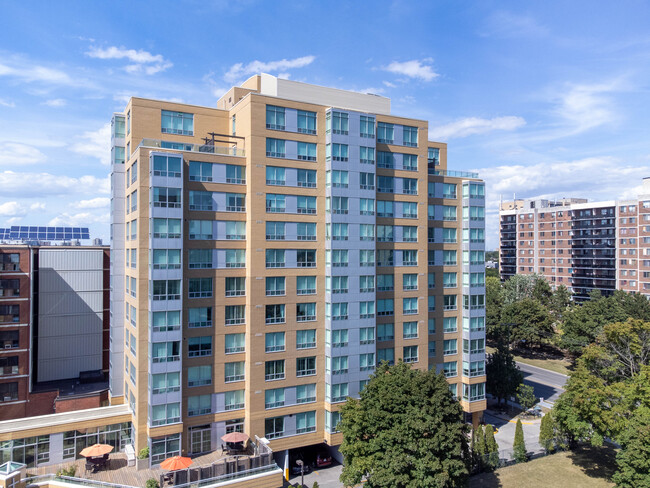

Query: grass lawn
[470,445,617,488]
[486,346,573,376]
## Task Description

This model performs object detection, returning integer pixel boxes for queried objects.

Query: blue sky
[1,1,650,249]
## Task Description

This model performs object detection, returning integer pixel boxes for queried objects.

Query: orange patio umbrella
[80,444,114,458]
[160,456,193,471]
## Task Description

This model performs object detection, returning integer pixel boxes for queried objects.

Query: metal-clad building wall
[37,249,105,382]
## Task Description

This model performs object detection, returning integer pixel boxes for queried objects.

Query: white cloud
[224,56,315,83]
[43,98,66,107]
[0,171,109,197]
[86,46,172,75]
[72,197,110,209]
[382,59,438,82]
[0,61,77,86]
[30,202,46,211]
[553,81,620,134]
[429,116,526,140]
[70,123,111,165]
[0,142,46,166]
[0,99,15,107]
[0,201,27,217]
[383,81,396,88]
[477,157,649,249]
[482,11,548,38]
[49,211,109,227]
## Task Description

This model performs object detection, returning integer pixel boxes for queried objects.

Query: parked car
[314,449,332,468]
[290,458,312,475]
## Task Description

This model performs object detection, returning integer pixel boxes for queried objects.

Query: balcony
[139,138,245,157]
[429,169,479,178]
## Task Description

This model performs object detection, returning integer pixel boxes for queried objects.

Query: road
[517,362,568,404]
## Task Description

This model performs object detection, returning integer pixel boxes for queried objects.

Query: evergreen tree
[475,425,486,471]
[484,424,500,471]
[513,419,527,463]
[486,342,523,405]
[539,412,555,453]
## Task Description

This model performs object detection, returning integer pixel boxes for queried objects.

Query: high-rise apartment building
[499,177,650,300]
[110,74,486,465]
[0,243,110,421]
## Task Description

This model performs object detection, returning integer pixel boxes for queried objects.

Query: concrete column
[48,433,64,465]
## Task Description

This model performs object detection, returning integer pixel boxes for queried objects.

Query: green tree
[484,424,500,471]
[531,278,552,307]
[339,361,470,488]
[486,344,523,405]
[539,412,555,453]
[501,297,554,347]
[474,425,486,471]
[549,285,572,323]
[145,479,159,488]
[513,419,527,463]
[554,319,650,451]
[560,290,628,354]
[502,273,548,305]
[486,276,503,340]
[516,383,536,411]
[612,406,650,488]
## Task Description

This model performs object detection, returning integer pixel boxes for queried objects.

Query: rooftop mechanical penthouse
[109,73,487,470]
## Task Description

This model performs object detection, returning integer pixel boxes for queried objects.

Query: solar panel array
[0,226,90,241]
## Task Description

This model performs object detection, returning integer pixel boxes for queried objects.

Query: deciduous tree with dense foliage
[554,319,650,482]
[612,406,650,488]
[339,361,470,488]
[516,383,536,411]
[501,297,554,347]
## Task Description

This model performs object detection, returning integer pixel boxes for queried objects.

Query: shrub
[145,478,160,488]
[138,447,150,459]
[56,465,77,477]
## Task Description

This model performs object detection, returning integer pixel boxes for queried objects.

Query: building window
[360,353,375,371]
[297,142,317,161]
[265,388,285,409]
[402,126,418,147]
[0,382,18,401]
[329,111,349,134]
[359,301,375,319]
[266,105,285,131]
[264,416,284,439]
[151,403,181,426]
[152,280,181,301]
[297,110,317,134]
[225,333,245,354]
[187,366,211,388]
[297,250,316,267]
[377,348,394,365]
[296,384,316,404]
[266,138,286,158]
[377,122,394,143]
[265,332,285,353]
[296,276,316,295]
[151,310,181,332]
[161,110,193,135]
[296,302,316,322]
[296,357,316,376]
[443,361,457,378]
[403,321,418,339]
[153,155,181,177]
[266,249,285,268]
[188,278,213,298]
[225,277,245,297]
[328,383,349,403]
[188,336,212,357]
[153,218,181,238]
[265,360,285,381]
[188,395,212,417]
[360,327,375,344]
[189,307,212,328]
[377,323,394,341]
[443,339,458,356]
[266,277,285,296]
[0,254,19,271]
[265,304,286,324]
[225,361,245,382]
[296,330,316,349]
[225,390,245,411]
[403,345,418,363]
[329,356,349,375]
[360,115,375,138]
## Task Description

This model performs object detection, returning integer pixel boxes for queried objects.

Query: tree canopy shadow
[567,444,617,481]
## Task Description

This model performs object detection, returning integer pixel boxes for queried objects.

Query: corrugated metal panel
[37,249,106,383]
[39,269,103,291]
[39,249,103,270]
[39,291,103,314]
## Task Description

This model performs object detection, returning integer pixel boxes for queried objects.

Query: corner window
[161,110,193,136]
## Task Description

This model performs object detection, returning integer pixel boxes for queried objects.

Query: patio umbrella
[221,432,249,443]
[160,456,193,471]
[80,444,114,458]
